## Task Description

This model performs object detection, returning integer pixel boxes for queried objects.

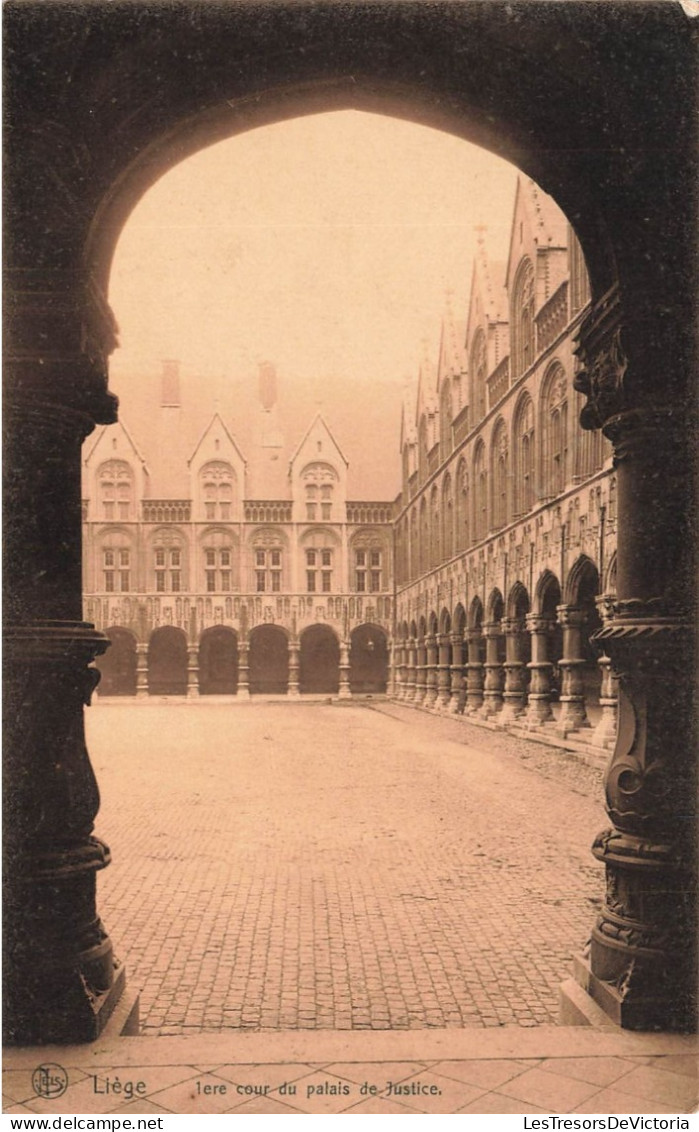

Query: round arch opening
[299,625,340,695]
[349,624,388,694]
[198,626,239,695]
[249,625,289,695]
[96,627,138,696]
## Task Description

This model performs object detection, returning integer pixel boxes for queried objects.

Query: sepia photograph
[3,0,698,1120]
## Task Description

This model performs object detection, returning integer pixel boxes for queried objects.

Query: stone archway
[147,627,188,696]
[198,626,239,695]
[4,4,696,1042]
[299,624,340,695]
[95,627,137,696]
[349,624,388,694]
[249,624,289,695]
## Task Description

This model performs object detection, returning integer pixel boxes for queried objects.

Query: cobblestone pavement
[88,700,608,1035]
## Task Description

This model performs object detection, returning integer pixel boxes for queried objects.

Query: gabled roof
[505,175,568,289]
[187,411,247,467]
[289,412,348,469]
[436,293,467,391]
[415,340,437,424]
[83,420,151,481]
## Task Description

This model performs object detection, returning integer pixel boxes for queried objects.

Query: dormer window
[302,462,338,521]
[98,460,133,521]
[200,462,235,521]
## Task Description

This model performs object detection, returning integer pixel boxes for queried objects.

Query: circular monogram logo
[32,1063,69,1099]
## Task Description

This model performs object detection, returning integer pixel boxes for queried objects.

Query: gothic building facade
[391,179,618,755]
[85,179,618,760]
[82,370,394,700]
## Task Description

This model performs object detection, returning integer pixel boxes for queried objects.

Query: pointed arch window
[442,473,454,560]
[456,460,470,552]
[514,395,536,516]
[511,257,535,378]
[200,462,235,521]
[439,382,453,461]
[542,365,568,498]
[419,497,429,575]
[430,484,441,568]
[469,329,487,427]
[491,419,509,530]
[473,441,488,541]
[98,460,134,521]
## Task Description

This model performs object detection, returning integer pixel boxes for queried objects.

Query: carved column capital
[556,604,585,628]
[574,287,627,431]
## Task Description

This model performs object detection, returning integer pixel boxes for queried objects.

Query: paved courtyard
[88,699,607,1036]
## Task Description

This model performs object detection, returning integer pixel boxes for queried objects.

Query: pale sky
[108,110,520,393]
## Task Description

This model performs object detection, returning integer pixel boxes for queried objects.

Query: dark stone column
[591,596,618,751]
[414,639,427,705]
[136,643,149,699]
[464,628,484,715]
[4,388,125,1042]
[424,634,439,709]
[447,631,465,714]
[480,621,504,719]
[500,617,528,723]
[435,633,452,712]
[338,641,351,699]
[186,643,200,698]
[405,637,417,702]
[567,299,697,1031]
[237,635,250,699]
[556,605,590,734]
[288,641,300,698]
[524,614,555,726]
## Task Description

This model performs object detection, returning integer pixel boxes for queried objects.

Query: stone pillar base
[568,950,696,1032]
[4,960,127,1046]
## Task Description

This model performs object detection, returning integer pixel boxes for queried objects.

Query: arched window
[456,459,470,553]
[98,460,134,521]
[442,472,454,560]
[541,364,568,498]
[418,415,429,484]
[440,381,453,460]
[473,440,488,540]
[511,257,535,378]
[469,329,487,427]
[409,508,419,582]
[419,496,429,575]
[301,529,338,593]
[513,394,536,516]
[250,529,284,593]
[491,418,508,530]
[203,529,236,592]
[569,226,591,316]
[301,462,338,522]
[152,530,186,592]
[430,484,441,567]
[352,533,387,593]
[99,530,133,593]
[200,461,235,521]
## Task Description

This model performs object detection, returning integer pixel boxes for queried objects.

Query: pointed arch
[490,417,509,530]
[513,391,536,517]
[564,554,600,606]
[534,569,562,617]
[486,588,504,623]
[511,256,535,378]
[468,595,484,630]
[540,361,568,500]
[507,581,531,620]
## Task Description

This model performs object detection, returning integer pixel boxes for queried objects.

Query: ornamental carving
[574,326,627,430]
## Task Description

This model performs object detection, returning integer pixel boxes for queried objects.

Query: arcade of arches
[4,2,696,1045]
[97,621,388,699]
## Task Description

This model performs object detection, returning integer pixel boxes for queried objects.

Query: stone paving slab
[86,700,607,1034]
[4,1028,697,1115]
